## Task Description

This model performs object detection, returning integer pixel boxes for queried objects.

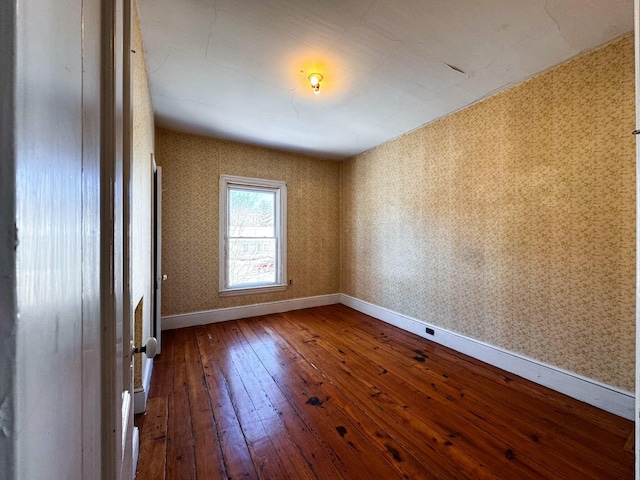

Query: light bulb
[308,73,323,95]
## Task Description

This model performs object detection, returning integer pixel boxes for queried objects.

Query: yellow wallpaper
[341,35,635,391]
[132,1,155,388]
[155,129,341,315]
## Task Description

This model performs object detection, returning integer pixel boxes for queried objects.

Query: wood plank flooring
[135,304,634,479]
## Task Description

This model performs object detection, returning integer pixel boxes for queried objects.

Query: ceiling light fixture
[308,73,323,95]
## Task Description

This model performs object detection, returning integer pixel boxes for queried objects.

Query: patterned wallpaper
[132,1,155,388]
[155,129,341,315]
[341,35,635,391]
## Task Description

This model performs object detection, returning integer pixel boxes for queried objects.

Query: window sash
[219,175,287,295]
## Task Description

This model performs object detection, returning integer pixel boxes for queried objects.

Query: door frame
[635,1,639,478]
[100,0,135,477]
[123,0,135,475]
[152,159,163,354]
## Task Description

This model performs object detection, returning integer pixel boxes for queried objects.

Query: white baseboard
[340,294,634,420]
[157,292,633,419]
[133,355,154,415]
[162,293,341,330]
[132,426,139,479]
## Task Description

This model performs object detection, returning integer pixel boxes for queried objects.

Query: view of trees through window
[227,188,276,287]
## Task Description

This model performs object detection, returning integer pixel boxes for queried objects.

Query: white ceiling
[137,0,633,160]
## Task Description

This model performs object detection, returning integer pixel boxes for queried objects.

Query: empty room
[6,0,640,479]
[137,0,636,478]
[121,0,636,480]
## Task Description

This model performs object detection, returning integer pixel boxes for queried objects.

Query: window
[219,175,287,296]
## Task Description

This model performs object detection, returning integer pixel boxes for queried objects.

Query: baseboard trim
[133,356,154,415]
[340,294,634,420]
[162,294,341,330]
[132,426,139,478]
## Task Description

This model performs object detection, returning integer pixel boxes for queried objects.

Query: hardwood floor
[135,304,634,479]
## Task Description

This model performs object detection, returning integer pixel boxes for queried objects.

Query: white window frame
[219,174,287,296]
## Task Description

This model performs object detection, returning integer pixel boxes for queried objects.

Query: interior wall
[132,0,155,388]
[155,129,341,316]
[341,35,636,392]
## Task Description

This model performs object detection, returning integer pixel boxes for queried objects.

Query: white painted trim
[218,284,287,297]
[133,356,154,414]
[219,174,287,295]
[132,426,139,479]
[133,387,147,415]
[340,294,634,420]
[634,1,640,475]
[122,390,132,452]
[133,389,145,416]
[162,294,341,330]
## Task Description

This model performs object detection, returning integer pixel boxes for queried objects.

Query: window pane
[220,175,286,294]
[228,238,276,286]
[229,188,275,238]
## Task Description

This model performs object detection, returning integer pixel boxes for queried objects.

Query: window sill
[218,284,287,297]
